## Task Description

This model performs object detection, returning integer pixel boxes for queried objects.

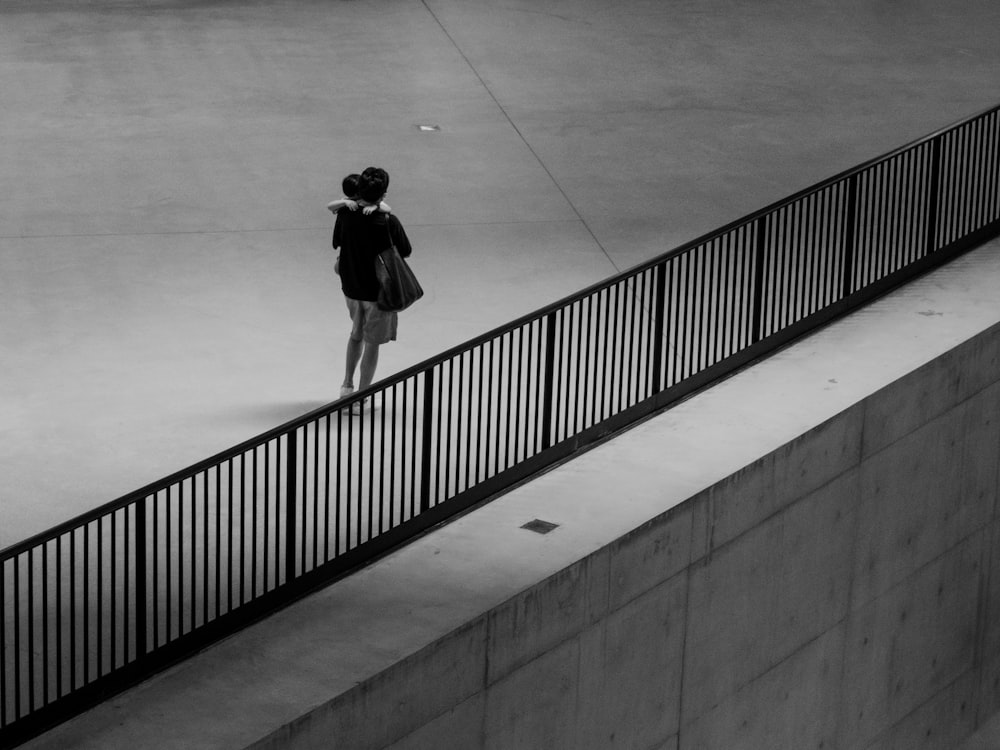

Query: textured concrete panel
[683,521,781,721]
[682,473,856,722]
[385,693,485,750]
[862,672,977,750]
[771,404,863,512]
[959,383,1000,521]
[487,548,608,685]
[577,574,687,750]
[852,405,986,608]
[608,502,692,611]
[771,471,858,656]
[484,638,579,750]
[976,520,1000,724]
[689,454,774,559]
[840,534,985,749]
[253,616,487,750]
[680,626,843,750]
[862,326,1000,458]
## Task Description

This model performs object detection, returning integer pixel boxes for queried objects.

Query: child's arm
[361,200,392,216]
[327,198,359,214]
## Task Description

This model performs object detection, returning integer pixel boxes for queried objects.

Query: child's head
[342,173,361,199]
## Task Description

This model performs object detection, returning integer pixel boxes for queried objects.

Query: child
[327,173,392,216]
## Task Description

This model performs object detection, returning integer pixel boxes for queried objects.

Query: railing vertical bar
[96,516,102,678]
[973,116,986,226]
[626,277,638,405]
[285,430,297,584]
[750,215,767,344]
[190,478,197,630]
[609,285,621,413]
[28,549,36,711]
[214,464,221,617]
[841,175,858,298]
[201,472,208,624]
[964,121,974,234]
[420,368,435,513]
[473,344,489,476]
[721,233,734,358]
[463,351,473,491]
[515,327,525,464]
[873,161,886,280]
[14,555,22,718]
[789,202,802,323]
[432,361,443,505]
[892,153,908,271]
[583,295,594,427]
[388,387,397,530]
[448,357,458,499]
[410,376,419,519]
[939,133,952,247]
[989,113,999,221]
[496,335,506,473]
[789,202,801,322]
[710,240,723,365]
[251,449,258,598]
[715,237,726,360]
[925,135,942,256]
[356,401,365,544]
[135,499,147,664]
[263,444,271,592]
[956,123,969,237]
[572,302,583,433]
[1,559,6,725]
[110,512,116,673]
[691,249,703,373]
[83,523,90,684]
[41,541,49,705]
[505,331,516,466]
[541,312,558,450]
[176,481,184,638]
[561,307,572,439]
[227,459,234,613]
[806,192,818,315]
[330,412,338,562]
[377,400,386,532]
[893,155,905,271]
[56,536,63,699]
[334,412,342,558]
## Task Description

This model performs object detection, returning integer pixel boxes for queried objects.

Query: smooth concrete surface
[4,0,1000,548]
[17,237,1000,748]
[960,711,1000,750]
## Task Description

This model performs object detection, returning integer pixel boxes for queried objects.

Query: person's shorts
[346,297,397,344]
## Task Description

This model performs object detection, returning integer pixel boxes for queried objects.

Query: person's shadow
[225,400,335,429]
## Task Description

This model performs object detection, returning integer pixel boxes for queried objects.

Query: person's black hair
[357,171,388,204]
[342,173,361,199]
[361,166,389,192]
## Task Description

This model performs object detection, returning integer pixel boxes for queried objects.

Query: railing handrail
[3,99,999,564]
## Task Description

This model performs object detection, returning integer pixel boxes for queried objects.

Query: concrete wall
[250,321,1000,750]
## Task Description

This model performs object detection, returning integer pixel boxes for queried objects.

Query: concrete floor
[2,0,1000,551]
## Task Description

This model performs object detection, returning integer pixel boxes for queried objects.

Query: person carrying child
[330,167,412,409]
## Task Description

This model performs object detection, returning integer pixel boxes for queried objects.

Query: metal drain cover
[521,519,559,534]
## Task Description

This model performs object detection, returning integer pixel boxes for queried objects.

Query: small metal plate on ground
[521,519,559,534]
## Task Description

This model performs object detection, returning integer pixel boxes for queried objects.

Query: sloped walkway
[19,237,1000,749]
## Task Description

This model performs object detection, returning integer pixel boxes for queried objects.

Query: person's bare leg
[343,337,363,390]
[359,342,380,390]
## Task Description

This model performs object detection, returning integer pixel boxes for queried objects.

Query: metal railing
[3,104,1000,747]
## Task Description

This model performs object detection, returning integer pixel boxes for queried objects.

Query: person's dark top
[333,209,412,301]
